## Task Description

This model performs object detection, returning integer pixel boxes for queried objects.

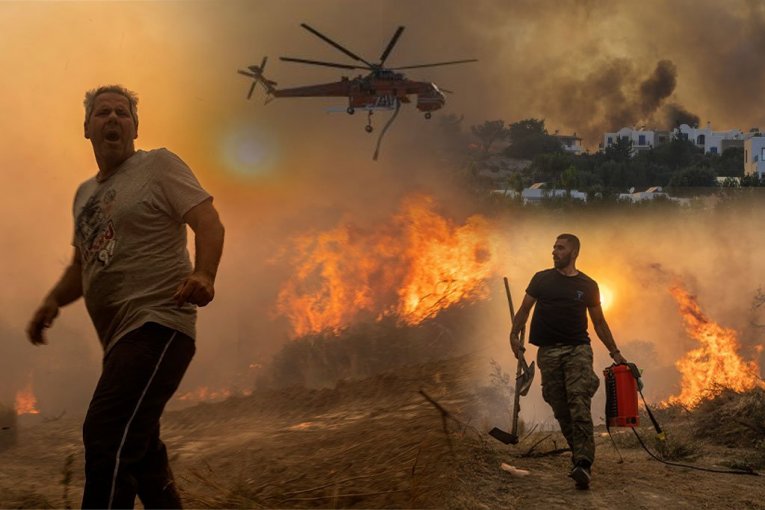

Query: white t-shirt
[72,148,211,353]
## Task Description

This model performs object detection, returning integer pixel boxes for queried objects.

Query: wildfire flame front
[666,284,764,408]
[276,195,496,338]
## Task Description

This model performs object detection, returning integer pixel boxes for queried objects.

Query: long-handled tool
[489,277,536,445]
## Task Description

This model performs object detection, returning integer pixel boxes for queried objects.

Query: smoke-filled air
[2,0,764,427]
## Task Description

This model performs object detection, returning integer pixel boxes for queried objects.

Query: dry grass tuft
[692,387,765,448]
[654,430,703,461]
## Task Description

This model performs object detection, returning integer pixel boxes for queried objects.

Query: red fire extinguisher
[603,363,642,428]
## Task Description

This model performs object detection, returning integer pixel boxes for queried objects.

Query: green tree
[507,172,524,193]
[470,120,509,154]
[651,138,702,169]
[668,166,717,187]
[717,147,744,177]
[604,136,633,162]
[505,118,562,159]
[560,165,579,193]
[741,173,762,187]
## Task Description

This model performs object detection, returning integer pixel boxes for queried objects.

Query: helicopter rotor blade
[391,59,478,70]
[280,56,367,70]
[237,69,256,78]
[247,81,257,100]
[379,26,405,66]
[300,23,374,68]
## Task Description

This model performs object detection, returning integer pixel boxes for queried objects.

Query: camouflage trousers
[537,343,600,466]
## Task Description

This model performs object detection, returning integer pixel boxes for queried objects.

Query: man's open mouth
[104,131,121,142]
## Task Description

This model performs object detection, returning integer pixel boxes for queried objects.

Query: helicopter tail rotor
[237,56,278,99]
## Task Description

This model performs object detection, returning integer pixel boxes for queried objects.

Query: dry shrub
[257,302,488,389]
[691,387,765,448]
[654,429,703,461]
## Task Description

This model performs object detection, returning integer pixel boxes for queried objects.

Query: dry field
[1,354,764,509]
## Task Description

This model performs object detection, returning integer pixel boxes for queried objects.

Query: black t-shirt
[525,268,600,347]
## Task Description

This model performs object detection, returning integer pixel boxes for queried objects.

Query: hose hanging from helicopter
[238,23,477,160]
[372,98,401,161]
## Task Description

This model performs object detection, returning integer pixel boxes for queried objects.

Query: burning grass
[667,284,764,408]
[274,194,496,339]
[257,301,488,390]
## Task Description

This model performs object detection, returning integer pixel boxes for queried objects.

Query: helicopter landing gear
[365,110,374,133]
[424,112,432,119]
[347,106,355,115]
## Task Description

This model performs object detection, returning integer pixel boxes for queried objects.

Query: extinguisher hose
[635,389,758,476]
[638,388,664,439]
[630,427,760,476]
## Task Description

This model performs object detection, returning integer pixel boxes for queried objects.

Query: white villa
[553,133,584,155]
[674,123,745,154]
[744,136,765,178]
[602,127,671,154]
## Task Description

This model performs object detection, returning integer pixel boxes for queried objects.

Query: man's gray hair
[83,85,139,128]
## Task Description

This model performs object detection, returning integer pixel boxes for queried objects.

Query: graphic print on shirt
[76,187,118,266]
[575,290,584,302]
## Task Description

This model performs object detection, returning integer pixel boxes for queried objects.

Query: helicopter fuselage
[271,73,446,113]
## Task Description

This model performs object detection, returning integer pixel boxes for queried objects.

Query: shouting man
[510,233,627,490]
[27,85,225,508]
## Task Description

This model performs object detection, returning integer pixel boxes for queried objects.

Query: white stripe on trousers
[107,332,177,509]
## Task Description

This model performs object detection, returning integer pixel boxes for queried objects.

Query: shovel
[489,277,536,445]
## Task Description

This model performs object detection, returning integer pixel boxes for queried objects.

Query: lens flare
[220,123,279,178]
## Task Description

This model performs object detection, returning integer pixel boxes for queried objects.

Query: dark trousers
[82,322,195,509]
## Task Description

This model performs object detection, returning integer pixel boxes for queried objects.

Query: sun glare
[600,284,614,311]
[220,123,279,178]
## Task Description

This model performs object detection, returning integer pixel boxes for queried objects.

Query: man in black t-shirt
[510,233,627,490]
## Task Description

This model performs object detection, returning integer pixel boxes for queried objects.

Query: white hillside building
[553,133,584,155]
[744,136,765,178]
[674,123,745,154]
[603,127,670,154]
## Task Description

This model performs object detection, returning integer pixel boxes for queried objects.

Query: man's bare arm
[588,304,627,364]
[27,247,83,345]
[174,198,225,307]
[509,293,536,358]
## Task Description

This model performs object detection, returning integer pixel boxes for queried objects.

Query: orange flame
[15,382,40,415]
[666,285,764,408]
[275,195,496,337]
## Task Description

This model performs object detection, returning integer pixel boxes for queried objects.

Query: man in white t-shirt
[27,84,225,509]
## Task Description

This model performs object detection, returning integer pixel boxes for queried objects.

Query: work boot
[569,461,591,490]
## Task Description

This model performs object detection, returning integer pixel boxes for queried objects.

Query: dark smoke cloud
[639,60,677,118]
[548,58,695,143]
[663,103,701,129]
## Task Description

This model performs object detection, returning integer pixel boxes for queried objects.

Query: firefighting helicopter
[237,23,476,158]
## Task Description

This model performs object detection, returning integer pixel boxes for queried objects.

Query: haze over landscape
[2,0,764,422]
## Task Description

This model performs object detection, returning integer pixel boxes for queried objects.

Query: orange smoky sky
[1,1,764,416]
